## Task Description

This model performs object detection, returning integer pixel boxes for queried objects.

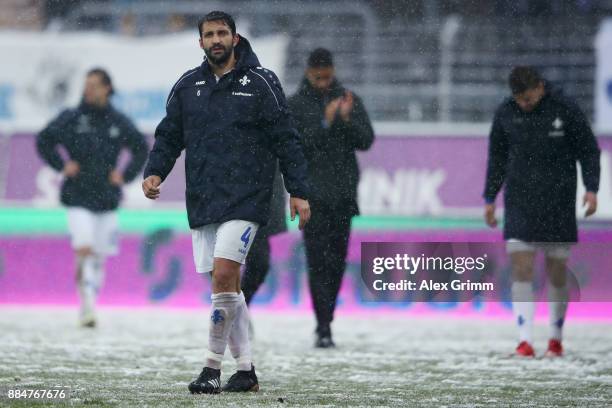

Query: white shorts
[191,220,259,273]
[66,207,119,256]
[506,239,571,260]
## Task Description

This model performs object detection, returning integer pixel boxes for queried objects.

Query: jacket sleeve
[36,110,72,172]
[287,95,328,156]
[330,94,375,151]
[257,70,310,200]
[483,108,509,203]
[143,86,184,182]
[567,103,600,193]
[119,116,149,183]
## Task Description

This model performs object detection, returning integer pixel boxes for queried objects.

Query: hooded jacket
[144,35,309,229]
[483,84,601,242]
[37,102,148,212]
[287,78,374,215]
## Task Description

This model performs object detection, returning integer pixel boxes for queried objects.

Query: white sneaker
[79,296,96,328]
[79,313,96,328]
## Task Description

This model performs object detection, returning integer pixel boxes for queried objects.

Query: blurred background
[0,0,611,318]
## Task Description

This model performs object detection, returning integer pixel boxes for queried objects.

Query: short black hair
[87,67,114,95]
[307,48,334,68]
[198,11,236,37]
[508,66,543,95]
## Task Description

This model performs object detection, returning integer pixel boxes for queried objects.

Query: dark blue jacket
[144,36,309,229]
[288,78,374,216]
[484,84,600,242]
[37,102,148,212]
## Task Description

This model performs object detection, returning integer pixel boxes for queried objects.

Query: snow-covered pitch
[1,308,611,407]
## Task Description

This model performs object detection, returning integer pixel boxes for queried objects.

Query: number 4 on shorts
[240,226,252,249]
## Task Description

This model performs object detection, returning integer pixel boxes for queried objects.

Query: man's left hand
[583,191,597,217]
[339,91,354,122]
[290,197,311,230]
[109,170,124,187]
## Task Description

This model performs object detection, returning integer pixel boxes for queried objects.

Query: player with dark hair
[142,11,310,394]
[288,48,374,348]
[484,65,600,357]
[37,68,148,328]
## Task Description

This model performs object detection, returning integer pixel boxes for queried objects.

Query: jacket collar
[79,100,112,116]
[297,76,345,100]
[511,81,559,114]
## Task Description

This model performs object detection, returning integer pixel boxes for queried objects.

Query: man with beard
[484,66,600,357]
[288,48,374,348]
[37,68,147,328]
[142,11,311,394]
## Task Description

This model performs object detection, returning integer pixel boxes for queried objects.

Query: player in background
[483,66,600,357]
[37,68,148,328]
[142,11,310,394]
[288,48,374,348]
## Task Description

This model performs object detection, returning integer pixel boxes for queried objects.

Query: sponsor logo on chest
[548,116,565,137]
[234,75,253,97]
[109,125,120,138]
[75,115,92,134]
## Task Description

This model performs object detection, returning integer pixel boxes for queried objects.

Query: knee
[76,247,94,258]
[212,259,241,293]
[547,258,567,287]
[511,252,535,281]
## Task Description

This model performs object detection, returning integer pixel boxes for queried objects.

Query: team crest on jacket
[76,115,91,133]
[549,117,565,137]
[239,75,250,86]
[109,125,120,138]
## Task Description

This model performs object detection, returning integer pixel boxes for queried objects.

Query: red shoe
[515,341,535,357]
[544,339,563,357]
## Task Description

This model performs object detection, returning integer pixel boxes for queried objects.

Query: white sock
[548,284,568,341]
[228,292,253,371]
[512,281,534,343]
[78,255,103,317]
[206,292,240,370]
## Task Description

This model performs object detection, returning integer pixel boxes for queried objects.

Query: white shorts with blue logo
[67,207,119,256]
[506,239,571,260]
[191,220,259,273]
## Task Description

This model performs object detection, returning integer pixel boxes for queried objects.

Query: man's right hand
[484,203,497,228]
[142,175,162,200]
[63,160,80,178]
[324,98,342,126]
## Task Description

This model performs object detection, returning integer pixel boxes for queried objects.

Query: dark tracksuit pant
[303,210,352,334]
[241,229,272,305]
[240,164,286,305]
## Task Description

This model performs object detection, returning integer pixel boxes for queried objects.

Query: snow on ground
[0,307,611,407]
